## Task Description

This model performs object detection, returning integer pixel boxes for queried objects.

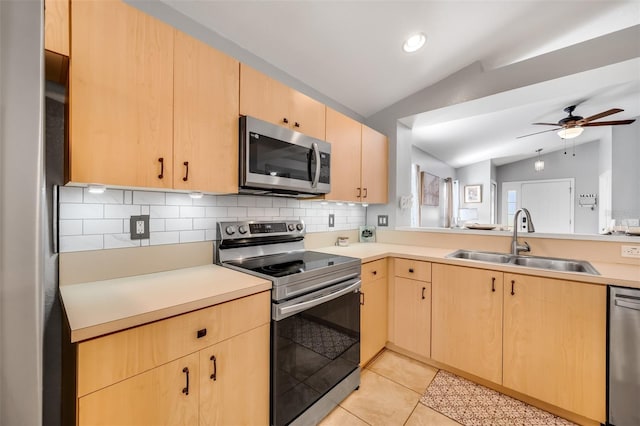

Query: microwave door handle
[311,142,320,188]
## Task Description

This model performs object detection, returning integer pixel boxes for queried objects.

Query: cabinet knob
[363,188,368,198]
[182,367,190,395]
[421,286,426,299]
[360,292,365,306]
[511,280,515,296]
[409,268,414,273]
[294,122,300,128]
[210,355,217,381]
[182,161,189,182]
[158,157,164,179]
[491,277,496,292]
[357,187,362,197]
[196,328,207,339]
[283,117,289,124]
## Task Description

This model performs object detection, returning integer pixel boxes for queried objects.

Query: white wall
[411,145,456,227]
[0,1,44,424]
[365,26,640,228]
[456,160,492,223]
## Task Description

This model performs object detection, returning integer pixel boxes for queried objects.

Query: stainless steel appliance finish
[609,286,640,426]
[239,116,331,198]
[217,220,361,426]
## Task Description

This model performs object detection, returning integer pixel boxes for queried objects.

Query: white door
[521,180,574,233]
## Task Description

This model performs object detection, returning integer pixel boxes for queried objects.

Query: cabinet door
[393,277,430,358]
[361,261,388,365]
[70,0,174,188]
[361,125,388,204]
[78,353,199,426]
[431,264,503,384]
[325,107,362,202]
[174,31,239,193]
[45,0,69,56]
[290,90,326,140]
[199,324,270,426]
[240,64,291,129]
[503,274,606,422]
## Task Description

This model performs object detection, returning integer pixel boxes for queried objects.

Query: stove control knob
[238,225,248,234]
[225,225,236,236]
[296,223,304,231]
[287,223,296,231]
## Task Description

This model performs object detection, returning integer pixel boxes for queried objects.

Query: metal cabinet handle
[492,277,496,292]
[357,187,361,197]
[294,122,300,128]
[511,280,515,296]
[421,286,426,300]
[182,161,189,181]
[210,355,217,381]
[360,292,365,306]
[283,117,289,124]
[409,268,414,273]
[197,328,207,339]
[182,367,190,395]
[158,157,164,179]
[363,188,368,198]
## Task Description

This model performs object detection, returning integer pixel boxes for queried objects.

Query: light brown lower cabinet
[431,264,503,384]
[392,277,431,358]
[360,259,388,365]
[503,273,606,423]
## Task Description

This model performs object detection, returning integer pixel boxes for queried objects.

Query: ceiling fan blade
[516,128,562,139]
[577,108,623,124]
[531,122,561,126]
[581,119,636,127]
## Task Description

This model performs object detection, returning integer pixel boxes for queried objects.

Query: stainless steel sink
[445,249,599,275]
[446,249,512,264]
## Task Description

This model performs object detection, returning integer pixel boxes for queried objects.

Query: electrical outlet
[378,215,388,227]
[328,214,335,228]
[130,215,150,240]
[621,245,640,258]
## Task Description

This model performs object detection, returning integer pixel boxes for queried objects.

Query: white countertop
[314,243,640,289]
[60,264,271,343]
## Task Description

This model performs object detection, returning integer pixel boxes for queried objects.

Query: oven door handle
[311,142,321,189]
[274,278,361,321]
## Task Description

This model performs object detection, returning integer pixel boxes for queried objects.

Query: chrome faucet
[511,208,535,255]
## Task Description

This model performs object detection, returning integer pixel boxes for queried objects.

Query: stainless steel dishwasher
[609,286,640,426]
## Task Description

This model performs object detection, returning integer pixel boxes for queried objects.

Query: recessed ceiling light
[403,32,426,53]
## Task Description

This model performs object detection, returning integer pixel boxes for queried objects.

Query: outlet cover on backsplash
[57,187,366,253]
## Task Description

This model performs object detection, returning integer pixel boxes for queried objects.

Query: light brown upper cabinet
[70,0,174,188]
[503,274,606,422]
[44,0,70,83]
[173,31,239,193]
[326,108,388,203]
[240,64,326,140]
[431,264,504,385]
[361,125,388,204]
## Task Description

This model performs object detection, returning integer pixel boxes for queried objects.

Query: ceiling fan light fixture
[557,127,584,139]
[402,32,426,53]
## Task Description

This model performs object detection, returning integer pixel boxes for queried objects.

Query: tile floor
[319,350,461,425]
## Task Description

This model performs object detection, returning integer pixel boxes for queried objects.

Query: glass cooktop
[224,250,357,279]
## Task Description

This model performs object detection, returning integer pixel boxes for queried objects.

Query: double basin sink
[446,249,600,275]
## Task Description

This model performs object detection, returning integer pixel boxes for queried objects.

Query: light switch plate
[130,215,150,240]
[377,215,388,227]
[328,214,335,228]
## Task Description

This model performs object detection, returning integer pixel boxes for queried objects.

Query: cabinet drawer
[77,291,270,397]
[362,259,387,282]
[394,258,431,281]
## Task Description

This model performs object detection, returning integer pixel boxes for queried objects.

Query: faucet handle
[522,241,531,253]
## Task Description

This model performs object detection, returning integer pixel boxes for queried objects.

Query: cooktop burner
[225,250,355,279]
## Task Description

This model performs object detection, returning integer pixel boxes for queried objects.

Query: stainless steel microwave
[239,116,331,197]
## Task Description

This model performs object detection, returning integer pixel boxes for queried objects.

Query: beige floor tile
[404,403,462,426]
[340,369,420,426]
[367,350,438,394]
[319,406,369,426]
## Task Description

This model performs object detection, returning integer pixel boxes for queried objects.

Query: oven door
[240,115,331,195]
[271,278,361,426]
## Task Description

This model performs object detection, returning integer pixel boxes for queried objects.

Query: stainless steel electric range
[217,220,361,426]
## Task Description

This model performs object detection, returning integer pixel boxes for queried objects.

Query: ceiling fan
[517,105,636,139]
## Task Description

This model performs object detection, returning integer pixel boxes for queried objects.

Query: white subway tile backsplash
[166,193,193,206]
[83,188,123,204]
[104,204,141,219]
[83,219,123,235]
[150,231,180,246]
[59,187,83,203]
[180,206,205,218]
[60,203,103,219]
[133,191,166,205]
[180,230,205,243]
[59,235,103,252]
[59,220,83,236]
[57,191,366,253]
[104,234,141,249]
[165,218,193,231]
[150,205,179,218]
